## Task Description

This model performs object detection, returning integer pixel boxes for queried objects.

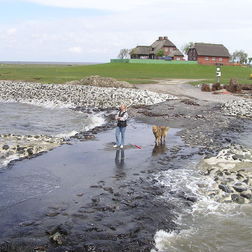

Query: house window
[205,57,209,61]
[164,47,168,52]
[176,57,181,61]
[212,57,216,61]
[219,58,223,61]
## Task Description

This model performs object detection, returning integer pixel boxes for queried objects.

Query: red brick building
[187,43,231,65]
[130,36,184,60]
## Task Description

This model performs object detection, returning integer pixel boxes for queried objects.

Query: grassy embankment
[0,63,251,85]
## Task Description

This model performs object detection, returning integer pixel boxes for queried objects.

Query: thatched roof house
[131,36,184,60]
[187,43,231,65]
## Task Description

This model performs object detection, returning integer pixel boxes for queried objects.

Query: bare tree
[181,42,194,54]
[232,50,248,64]
[118,49,130,59]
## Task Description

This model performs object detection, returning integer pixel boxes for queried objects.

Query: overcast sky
[0,0,251,62]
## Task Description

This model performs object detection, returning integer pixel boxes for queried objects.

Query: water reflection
[115,149,126,179]
[152,144,168,156]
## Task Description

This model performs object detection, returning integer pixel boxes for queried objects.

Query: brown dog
[152,125,169,146]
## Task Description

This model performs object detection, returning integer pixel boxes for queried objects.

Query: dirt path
[136,79,243,103]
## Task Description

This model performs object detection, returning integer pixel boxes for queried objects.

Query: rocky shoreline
[0,134,65,168]
[198,144,252,204]
[0,81,176,109]
[1,81,252,251]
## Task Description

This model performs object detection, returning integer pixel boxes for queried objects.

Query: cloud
[6,28,17,35]
[19,0,165,11]
[68,46,83,54]
[0,0,251,62]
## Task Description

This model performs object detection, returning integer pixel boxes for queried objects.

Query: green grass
[0,63,251,85]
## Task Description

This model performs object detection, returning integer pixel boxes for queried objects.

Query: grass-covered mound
[0,63,251,85]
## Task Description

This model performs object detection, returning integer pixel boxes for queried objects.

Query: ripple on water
[0,102,104,137]
[0,102,105,169]
[153,148,252,252]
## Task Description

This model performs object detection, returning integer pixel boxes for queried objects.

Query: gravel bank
[222,99,252,118]
[0,81,176,109]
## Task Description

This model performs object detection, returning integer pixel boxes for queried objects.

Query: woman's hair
[120,104,127,110]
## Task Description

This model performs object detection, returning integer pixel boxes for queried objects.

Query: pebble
[0,134,64,168]
[0,80,177,109]
[49,232,63,245]
[199,144,252,204]
[222,99,252,118]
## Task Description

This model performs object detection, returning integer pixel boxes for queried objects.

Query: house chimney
[158,36,163,40]
[164,36,168,40]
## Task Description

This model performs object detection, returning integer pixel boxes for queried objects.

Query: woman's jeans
[116,126,126,146]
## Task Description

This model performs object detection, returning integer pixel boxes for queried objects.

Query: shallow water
[0,120,182,243]
[0,102,103,137]
[0,102,105,169]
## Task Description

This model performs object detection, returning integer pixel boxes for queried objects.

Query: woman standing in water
[114,104,128,149]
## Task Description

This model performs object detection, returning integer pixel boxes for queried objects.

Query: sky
[0,0,251,62]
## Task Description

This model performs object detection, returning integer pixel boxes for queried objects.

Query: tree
[156,49,164,58]
[118,49,130,59]
[181,42,194,54]
[248,57,252,65]
[232,50,248,64]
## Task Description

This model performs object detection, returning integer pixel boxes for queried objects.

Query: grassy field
[0,63,251,85]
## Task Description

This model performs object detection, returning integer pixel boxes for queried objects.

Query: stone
[84,135,95,140]
[231,194,245,204]
[103,187,114,194]
[224,78,242,93]
[19,221,35,227]
[34,246,46,252]
[47,224,69,236]
[46,212,60,217]
[212,83,221,91]
[233,184,247,193]
[49,232,63,245]
[243,178,250,184]
[2,145,9,150]
[240,192,252,200]
[218,184,233,193]
[216,171,223,176]
[201,83,211,92]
